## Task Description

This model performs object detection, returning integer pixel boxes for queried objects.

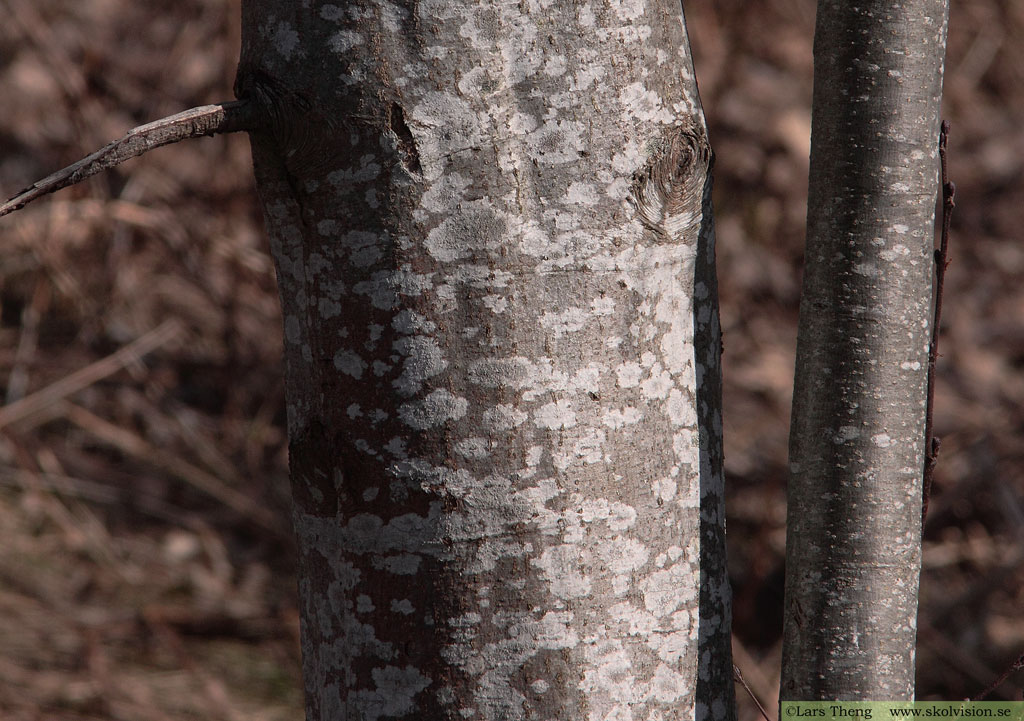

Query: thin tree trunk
[782,0,948,701]
[237,1,734,719]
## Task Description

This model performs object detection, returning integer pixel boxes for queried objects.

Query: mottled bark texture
[782,0,948,701]
[238,0,733,719]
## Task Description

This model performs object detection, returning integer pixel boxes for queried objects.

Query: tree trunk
[782,0,948,701]
[237,1,734,719]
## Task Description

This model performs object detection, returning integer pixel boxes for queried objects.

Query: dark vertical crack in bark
[389,102,422,175]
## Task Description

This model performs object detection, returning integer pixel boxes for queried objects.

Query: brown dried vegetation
[0,0,1021,718]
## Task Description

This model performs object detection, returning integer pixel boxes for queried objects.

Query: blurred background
[0,0,1020,718]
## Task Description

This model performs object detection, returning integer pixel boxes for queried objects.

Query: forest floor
[0,0,1021,718]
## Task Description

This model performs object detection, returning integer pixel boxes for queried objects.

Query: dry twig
[0,100,257,218]
[0,320,183,430]
[734,663,774,721]
[61,402,288,539]
[972,652,1024,701]
[922,119,955,527]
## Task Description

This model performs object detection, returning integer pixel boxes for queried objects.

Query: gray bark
[782,0,948,701]
[237,0,734,719]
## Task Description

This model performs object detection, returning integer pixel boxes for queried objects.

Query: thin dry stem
[733,664,774,721]
[922,119,955,527]
[0,319,183,430]
[972,652,1024,701]
[62,402,289,538]
[0,100,258,218]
